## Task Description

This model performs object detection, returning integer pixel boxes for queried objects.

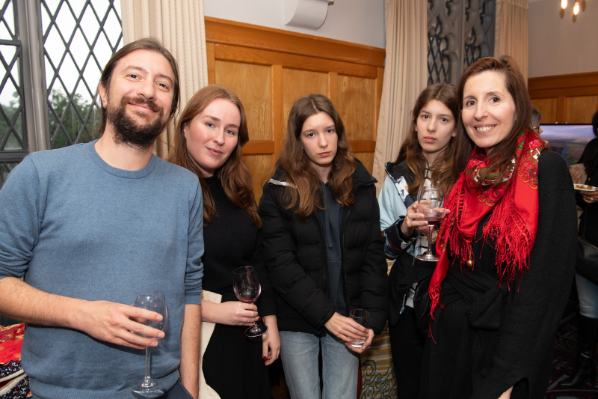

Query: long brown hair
[454,56,533,185]
[272,94,356,220]
[395,83,459,195]
[169,85,260,227]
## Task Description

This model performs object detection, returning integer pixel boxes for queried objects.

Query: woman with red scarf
[419,56,577,399]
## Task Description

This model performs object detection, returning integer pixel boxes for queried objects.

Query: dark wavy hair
[98,38,180,134]
[271,94,356,220]
[454,56,533,185]
[169,85,260,227]
[395,83,460,195]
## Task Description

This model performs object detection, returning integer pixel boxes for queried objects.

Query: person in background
[531,106,543,135]
[561,110,598,388]
[169,84,279,399]
[259,94,388,399]
[378,83,463,399]
[0,38,202,399]
[420,56,577,399]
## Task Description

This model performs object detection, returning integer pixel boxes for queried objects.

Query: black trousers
[389,306,426,399]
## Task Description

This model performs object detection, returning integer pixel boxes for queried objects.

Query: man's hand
[75,300,164,350]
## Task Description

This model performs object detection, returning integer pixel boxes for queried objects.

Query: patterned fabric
[429,130,547,320]
[0,325,24,365]
[360,260,398,398]
[0,324,29,399]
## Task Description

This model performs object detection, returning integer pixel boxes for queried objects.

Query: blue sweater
[0,141,204,399]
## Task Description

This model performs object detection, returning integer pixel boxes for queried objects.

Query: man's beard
[107,95,167,149]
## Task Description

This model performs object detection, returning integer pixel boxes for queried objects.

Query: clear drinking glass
[349,309,370,348]
[415,186,445,262]
[130,291,168,398]
[233,266,268,337]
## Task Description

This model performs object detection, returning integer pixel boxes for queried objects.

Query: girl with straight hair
[259,94,388,399]
[378,83,462,399]
[420,57,577,399]
[170,84,279,399]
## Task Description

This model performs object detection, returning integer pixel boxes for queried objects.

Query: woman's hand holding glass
[401,202,449,238]
[201,300,259,327]
[324,312,370,353]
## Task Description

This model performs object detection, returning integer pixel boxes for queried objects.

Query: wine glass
[415,186,445,262]
[349,309,369,348]
[130,291,168,397]
[233,266,268,337]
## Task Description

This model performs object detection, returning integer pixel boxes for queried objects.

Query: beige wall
[203,0,385,49]
[529,0,598,78]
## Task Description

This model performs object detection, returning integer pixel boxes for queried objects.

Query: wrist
[399,219,415,239]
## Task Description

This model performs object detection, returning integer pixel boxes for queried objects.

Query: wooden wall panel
[531,98,558,124]
[354,152,374,173]
[282,68,328,135]
[242,154,271,201]
[337,75,375,141]
[565,96,598,124]
[215,61,272,141]
[206,17,385,201]
[529,72,598,125]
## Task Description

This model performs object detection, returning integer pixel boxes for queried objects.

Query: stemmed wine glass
[233,266,268,337]
[130,291,168,397]
[415,186,445,262]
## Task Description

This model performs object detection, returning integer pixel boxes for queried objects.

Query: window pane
[41,0,122,149]
[0,161,18,189]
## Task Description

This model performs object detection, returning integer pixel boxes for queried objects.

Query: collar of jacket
[385,159,415,187]
[269,158,377,193]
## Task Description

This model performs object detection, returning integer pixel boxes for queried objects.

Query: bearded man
[0,38,202,399]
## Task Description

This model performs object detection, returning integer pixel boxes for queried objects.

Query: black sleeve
[359,185,390,335]
[474,151,578,398]
[258,184,336,329]
[253,228,275,316]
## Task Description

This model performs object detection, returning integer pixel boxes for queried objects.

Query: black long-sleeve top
[202,175,275,316]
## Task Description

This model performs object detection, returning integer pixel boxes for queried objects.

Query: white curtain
[120,0,209,158]
[372,0,427,193]
[495,0,529,82]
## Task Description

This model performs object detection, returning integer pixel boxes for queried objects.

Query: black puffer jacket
[258,160,388,336]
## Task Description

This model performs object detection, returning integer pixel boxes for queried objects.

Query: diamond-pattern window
[0,160,17,187]
[41,0,122,149]
[427,18,451,86]
[0,0,26,162]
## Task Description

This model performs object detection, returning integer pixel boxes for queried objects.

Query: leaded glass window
[428,0,495,85]
[41,0,122,149]
[0,0,26,163]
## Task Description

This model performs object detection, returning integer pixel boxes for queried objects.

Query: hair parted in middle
[395,83,461,196]
[454,55,533,186]
[169,84,260,227]
[273,94,356,220]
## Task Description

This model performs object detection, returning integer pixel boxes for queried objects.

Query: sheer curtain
[372,0,427,193]
[120,0,209,158]
[495,0,529,82]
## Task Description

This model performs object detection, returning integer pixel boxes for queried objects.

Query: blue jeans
[576,273,598,319]
[279,331,359,399]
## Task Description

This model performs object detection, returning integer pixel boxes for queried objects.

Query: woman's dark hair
[271,94,356,220]
[395,83,460,195]
[169,85,260,227]
[98,38,180,133]
[454,56,533,185]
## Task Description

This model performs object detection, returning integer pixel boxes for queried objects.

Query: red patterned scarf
[428,130,547,323]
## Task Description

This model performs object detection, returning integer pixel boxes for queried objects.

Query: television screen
[540,124,595,165]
